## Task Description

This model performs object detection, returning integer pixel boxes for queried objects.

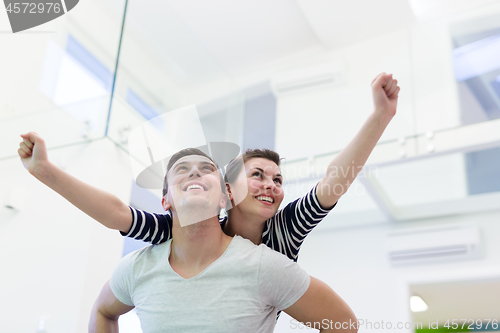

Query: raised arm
[316,73,400,208]
[284,276,358,332]
[18,132,133,233]
[89,280,134,333]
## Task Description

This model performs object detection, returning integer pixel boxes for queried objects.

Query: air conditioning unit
[386,225,482,266]
[271,62,344,95]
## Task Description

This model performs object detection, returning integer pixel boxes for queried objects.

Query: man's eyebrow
[173,160,215,170]
[200,161,217,169]
[173,162,188,168]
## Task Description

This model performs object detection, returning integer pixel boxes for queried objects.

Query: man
[88,148,357,332]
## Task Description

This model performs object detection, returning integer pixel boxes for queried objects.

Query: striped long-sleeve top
[121,184,336,262]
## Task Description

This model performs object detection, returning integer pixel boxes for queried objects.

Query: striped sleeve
[261,183,336,261]
[119,207,172,245]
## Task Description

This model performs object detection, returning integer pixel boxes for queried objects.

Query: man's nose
[188,165,201,178]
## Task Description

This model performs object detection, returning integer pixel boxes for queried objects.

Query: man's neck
[170,216,232,279]
[225,208,264,245]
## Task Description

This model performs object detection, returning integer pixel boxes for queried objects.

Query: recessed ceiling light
[410,295,429,312]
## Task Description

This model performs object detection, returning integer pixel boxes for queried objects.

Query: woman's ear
[225,183,233,201]
[225,183,235,211]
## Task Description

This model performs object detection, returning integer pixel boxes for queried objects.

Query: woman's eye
[251,171,261,177]
[274,178,282,185]
[203,166,213,171]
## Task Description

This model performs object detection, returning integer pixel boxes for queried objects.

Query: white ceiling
[117,0,500,86]
[159,0,418,75]
[295,0,416,50]
[161,0,324,75]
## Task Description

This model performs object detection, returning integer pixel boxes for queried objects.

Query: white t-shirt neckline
[165,235,239,281]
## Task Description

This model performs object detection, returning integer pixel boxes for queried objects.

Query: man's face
[229,158,284,221]
[163,155,226,227]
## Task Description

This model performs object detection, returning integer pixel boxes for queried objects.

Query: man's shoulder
[222,236,267,264]
[258,241,296,266]
[120,239,171,266]
[230,235,259,252]
[229,236,291,264]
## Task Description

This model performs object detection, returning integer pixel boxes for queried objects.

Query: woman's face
[229,157,285,221]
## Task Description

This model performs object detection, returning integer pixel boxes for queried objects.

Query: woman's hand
[371,72,400,124]
[18,131,49,177]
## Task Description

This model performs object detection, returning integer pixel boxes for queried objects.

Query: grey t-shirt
[110,235,310,333]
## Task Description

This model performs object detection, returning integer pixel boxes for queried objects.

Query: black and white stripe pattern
[120,207,173,245]
[122,184,335,262]
[261,185,334,262]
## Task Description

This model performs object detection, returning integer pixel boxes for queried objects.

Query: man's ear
[161,197,171,211]
[219,191,228,210]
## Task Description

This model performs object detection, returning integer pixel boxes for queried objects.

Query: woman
[18,72,400,262]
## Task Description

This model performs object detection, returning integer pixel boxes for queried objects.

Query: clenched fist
[18,132,49,176]
[371,73,400,124]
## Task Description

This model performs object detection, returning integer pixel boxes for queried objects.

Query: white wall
[274,209,500,333]
[0,139,133,333]
[274,20,460,161]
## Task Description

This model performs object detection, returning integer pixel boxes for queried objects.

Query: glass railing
[0,0,245,170]
[0,0,126,158]
[106,0,245,179]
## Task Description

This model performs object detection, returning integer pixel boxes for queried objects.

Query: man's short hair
[224,148,281,184]
[163,148,225,197]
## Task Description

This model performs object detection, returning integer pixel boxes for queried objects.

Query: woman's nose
[263,177,275,189]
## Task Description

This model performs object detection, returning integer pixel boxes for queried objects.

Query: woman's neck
[224,208,265,245]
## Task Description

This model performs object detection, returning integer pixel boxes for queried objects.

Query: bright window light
[118,309,143,333]
[126,89,164,132]
[66,35,113,91]
[52,52,108,106]
[39,39,111,133]
[410,296,429,312]
[452,34,500,82]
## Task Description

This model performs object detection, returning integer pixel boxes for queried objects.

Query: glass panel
[106,0,244,178]
[450,12,500,126]
[376,145,500,207]
[410,4,500,137]
[376,152,468,206]
[0,0,126,159]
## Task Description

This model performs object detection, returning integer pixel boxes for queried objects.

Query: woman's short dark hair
[224,148,281,184]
